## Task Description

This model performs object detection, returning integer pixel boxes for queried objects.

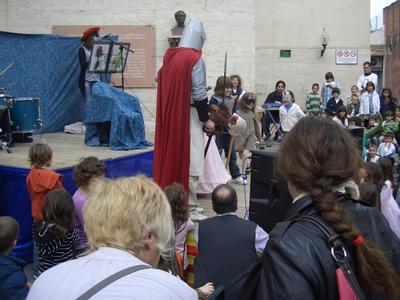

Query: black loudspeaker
[249,149,292,233]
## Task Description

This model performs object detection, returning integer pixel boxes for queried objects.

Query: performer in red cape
[154,19,215,221]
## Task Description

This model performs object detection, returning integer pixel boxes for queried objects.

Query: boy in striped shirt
[306,83,323,116]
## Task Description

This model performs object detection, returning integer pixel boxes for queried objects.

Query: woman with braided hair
[248,117,400,299]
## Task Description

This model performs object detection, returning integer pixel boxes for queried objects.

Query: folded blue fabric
[85,82,152,150]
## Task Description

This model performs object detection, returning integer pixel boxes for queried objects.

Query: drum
[10,97,41,133]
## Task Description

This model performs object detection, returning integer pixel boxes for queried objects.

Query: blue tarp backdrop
[0,31,85,132]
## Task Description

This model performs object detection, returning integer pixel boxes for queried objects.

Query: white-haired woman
[28,176,198,299]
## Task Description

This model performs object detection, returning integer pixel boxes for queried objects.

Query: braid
[310,178,359,241]
[310,178,399,299]
[277,117,400,299]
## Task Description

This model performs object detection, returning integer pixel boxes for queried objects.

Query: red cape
[153,47,202,192]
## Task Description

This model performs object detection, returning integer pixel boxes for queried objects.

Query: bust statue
[171,10,186,36]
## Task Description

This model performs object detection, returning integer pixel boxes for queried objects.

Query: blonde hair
[83,176,174,259]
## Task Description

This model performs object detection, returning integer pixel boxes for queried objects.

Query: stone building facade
[0,0,370,135]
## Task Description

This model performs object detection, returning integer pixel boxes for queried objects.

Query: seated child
[0,216,29,299]
[279,90,305,134]
[377,132,396,158]
[347,94,360,117]
[363,161,384,208]
[305,83,323,116]
[349,116,363,127]
[358,182,378,207]
[26,143,64,222]
[365,114,382,145]
[378,157,400,239]
[395,113,400,147]
[164,183,195,272]
[34,190,79,276]
[366,114,379,129]
[382,110,398,137]
[332,105,348,127]
[163,183,214,298]
[347,85,359,102]
[395,106,400,118]
[72,156,106,252]
[365,144,379,163]
[236,92,262,171]
[325,87,343,117]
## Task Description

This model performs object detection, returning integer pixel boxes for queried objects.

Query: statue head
[178,19,206,50]
[174,10,186,27]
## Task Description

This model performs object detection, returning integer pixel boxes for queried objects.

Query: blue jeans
[215,134,241,179]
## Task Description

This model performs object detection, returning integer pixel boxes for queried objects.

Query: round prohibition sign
[337,50,343,57]
[350,50,357,57]
[344,50,350,57]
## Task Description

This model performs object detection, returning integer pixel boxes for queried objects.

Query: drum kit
[0,88,42,153]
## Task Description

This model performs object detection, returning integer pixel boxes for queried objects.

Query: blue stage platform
[0,149,153,263]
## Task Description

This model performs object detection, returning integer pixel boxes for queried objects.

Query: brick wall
[384,1,400,98]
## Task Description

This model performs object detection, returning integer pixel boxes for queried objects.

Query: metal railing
[371,13,384,32]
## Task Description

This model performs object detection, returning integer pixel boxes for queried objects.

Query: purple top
[72,189,88,250]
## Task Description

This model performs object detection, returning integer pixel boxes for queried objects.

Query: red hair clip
[352,235,364,246]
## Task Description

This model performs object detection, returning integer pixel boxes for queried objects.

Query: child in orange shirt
[26,143,64,222]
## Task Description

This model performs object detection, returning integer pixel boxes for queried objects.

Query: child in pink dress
[197,134,231,195]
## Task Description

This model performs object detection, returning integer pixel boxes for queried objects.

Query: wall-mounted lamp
[320,28,329,57]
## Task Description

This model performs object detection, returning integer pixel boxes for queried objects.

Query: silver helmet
[179,19,206,50]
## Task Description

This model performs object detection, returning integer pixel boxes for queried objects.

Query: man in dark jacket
[0,216,29,299]
[262,80,286,140]
[194,184,268,300]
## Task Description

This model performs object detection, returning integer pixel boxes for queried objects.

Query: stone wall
[255,0,371,106]
[1,0,372,133]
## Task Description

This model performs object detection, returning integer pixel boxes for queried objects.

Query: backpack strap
[76,264,150,300]
[292,214,366,300]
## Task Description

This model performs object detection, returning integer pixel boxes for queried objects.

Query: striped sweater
[306,93,323,116]
[34,221,79,276]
